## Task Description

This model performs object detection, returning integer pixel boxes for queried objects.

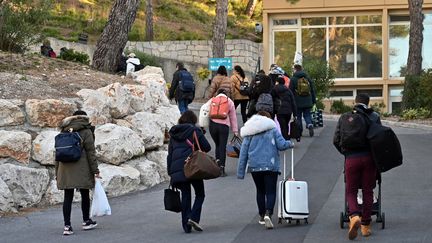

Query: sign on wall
[208,58,233,71]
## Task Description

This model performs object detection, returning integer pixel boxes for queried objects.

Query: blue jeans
[178,99,189,114]
[296,107,313,134]
[174,180,205,233]
[251,171,279,216]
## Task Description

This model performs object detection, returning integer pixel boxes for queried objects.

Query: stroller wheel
[340,212,345,229]
[381,212,385,229]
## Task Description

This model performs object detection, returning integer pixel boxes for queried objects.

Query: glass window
[330,90,354,97]
[357,26,382,77]
[302,17,326,26]
[357,15,382,24]
[329,27,354,78]
[302,28,326,61]
[330,16,354,25]
[357,89,382,97]
[389,24,409,77]
[274,31,297,71]
[423,14,432,70]
[390,88,403,97]
[274,19,298,26]
[390,15,410,22]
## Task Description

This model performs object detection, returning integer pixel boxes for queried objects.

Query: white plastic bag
[199,100,211,127]
[90,179,111,217]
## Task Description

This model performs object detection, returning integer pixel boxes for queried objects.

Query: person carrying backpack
[272,75,297,140]
[207,66,233,99]
[209,89,238,177]
[55,110,100,236]
[231,65,249,124]
[333,94,381,240]
[169,62,195,114]
[289,64,316,137]
[247,73,273,118]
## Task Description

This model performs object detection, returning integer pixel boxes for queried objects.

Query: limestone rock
[129,158,164,189]
[0,178,16,212]
[98,164,140,197]
[132,66,164,78]
[94,124,145,165]
[42,180,80,205]
[124,84,157,113]
[146,150,169,179]
[132,73,170,107]
[0,130,32,163]
[97,83,132,119]
[0,164,50,208]
[125,112,165,149]
[0,99,25,126]
[32,130,59,166]
[155,105,181,129]
[25,99,77,127]
[76,89,111,125]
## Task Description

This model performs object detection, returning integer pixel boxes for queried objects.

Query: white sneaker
[258,215,265,225]
[264,215,274,229]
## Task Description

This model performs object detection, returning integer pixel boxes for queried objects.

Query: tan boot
[361,224,372,237]
[348,215,361,240]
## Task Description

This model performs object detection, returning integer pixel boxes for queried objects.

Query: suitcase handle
[283,148,295,180]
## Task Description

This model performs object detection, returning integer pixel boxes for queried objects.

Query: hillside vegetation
[43,0,263,44]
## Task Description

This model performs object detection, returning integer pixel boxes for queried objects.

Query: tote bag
[184,131,220,180]
[164,185,182,213]
[226,135,242,158]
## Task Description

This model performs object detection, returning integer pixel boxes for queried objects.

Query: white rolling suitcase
[277,148,309,224]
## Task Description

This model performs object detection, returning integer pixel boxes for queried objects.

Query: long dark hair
[217,66,228,76]
[178,110,197,124]
[234,65,245,79]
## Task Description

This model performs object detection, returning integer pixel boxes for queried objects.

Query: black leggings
[276,113,292,140]
[234,100,248,124]
[63,189,90,226]
[209,121,229,167]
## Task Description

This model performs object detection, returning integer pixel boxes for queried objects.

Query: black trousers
[209,121,229,167]
[276,113,292,140]
[234,99,248,124]
[63,189,90,226]
[251,171,279,216]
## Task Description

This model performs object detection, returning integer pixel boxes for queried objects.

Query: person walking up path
[208,66,233,99]
[231,65,249,124]
[272,75,297,140]
[169,62,195,114]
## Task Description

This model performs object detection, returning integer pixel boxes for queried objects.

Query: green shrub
[330,99,352,114]
[370,102,386,114]
[59,48,90,65]
[197,67,211,81]
[401,108,431,120]
[125,49,161,67]
[315,99,325,110]
[303,58,336,105]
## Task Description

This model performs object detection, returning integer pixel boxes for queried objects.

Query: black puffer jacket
[169,68,195,102]
[272,83,297,115]
[167,124,211,184]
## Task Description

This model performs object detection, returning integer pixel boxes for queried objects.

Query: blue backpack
[55,130,82,163]
[179,70,195,92]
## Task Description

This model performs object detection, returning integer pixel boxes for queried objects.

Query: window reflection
[274,31,297,72]
[357,26,382,77]
[302,28,326,61]
[329,27,354,78]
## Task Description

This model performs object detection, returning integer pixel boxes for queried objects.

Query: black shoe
[220,166,226,177]
[187,219,203,232]
[82,219,97,230]
[308,125,314,137]
[183,224,192,233]
[63,225,74,235]
[258,215,265,225]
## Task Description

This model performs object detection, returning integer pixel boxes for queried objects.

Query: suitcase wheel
[304,218,308,224]
[296,220,300,225]
[340,212,345,229]
[278,218,282,224]
[288,219,292,224]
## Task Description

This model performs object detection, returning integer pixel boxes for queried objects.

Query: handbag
[226,135,242,158]
[289,117,301,140]
[164,185,182,213]
[184,131,220,180]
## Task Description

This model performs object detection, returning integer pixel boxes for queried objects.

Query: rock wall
[0,66,179,213]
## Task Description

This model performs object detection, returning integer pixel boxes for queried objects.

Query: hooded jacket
[289,70,316,109]
[272,83,297,115]
[208,74,233,99]
[231,74,249,100]
[167,124,211,184]
[55,115,99,190]
[237,115,293,179]
[169,68,195,102]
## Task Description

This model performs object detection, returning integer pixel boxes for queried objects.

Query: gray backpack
[256,93,273,113]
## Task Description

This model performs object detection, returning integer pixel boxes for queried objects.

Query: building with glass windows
[262,0,432,113]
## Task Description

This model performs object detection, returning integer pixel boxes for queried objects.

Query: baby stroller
[340,173,385,229]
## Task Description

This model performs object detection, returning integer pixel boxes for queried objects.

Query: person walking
[208,65,233,99]
[272,75,297,140]
[289,64,316,137]
[231,65,249,124]
[237,111,294,229]
[56,110,100,236]
[169,62,195,114]
[333,94,381,240]
[167,110,212,233]
[209,89,239,177]
[247,73,273,118]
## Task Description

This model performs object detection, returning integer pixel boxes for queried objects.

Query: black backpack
[132,63,145,71]
[339,110,369,150]
[178,70,195,92]
[54,130,83,163]
[255,93,273,113]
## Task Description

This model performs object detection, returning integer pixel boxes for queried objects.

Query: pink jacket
[210,94,238,133]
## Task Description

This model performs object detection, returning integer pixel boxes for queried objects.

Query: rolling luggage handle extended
[283,148,295,181]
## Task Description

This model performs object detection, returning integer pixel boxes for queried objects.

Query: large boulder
[94,124,145,165]
[132,66,164,78]
[25,99,77,127]
[124,84,157,113]
[42,180,80,205]
[0,178,16,212]
[132,73,170,107]
[32,130,59,166]
[125,112,165,149]
[0,164,50,208]
[146,150,169,179]
[0,99,25,126]
[76,89,111,125]
[98,164,140,197]
[154,105,181,129]
[0,130,32,164]
[129,158,165,189]
[97,83,132,119]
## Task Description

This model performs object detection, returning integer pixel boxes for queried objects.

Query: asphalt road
[1,117,431,243]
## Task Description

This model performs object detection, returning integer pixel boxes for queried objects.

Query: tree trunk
[92,0,140,72]
[145,0,154,41]
[406,0,424,76]
[212,0,228,58]
[245,0,258,18]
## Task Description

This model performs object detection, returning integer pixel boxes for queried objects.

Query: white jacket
[126,57,140,75]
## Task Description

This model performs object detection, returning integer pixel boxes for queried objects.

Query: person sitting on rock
[126,53,142,76]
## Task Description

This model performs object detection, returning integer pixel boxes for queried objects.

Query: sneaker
[63,225,74,235]
[264,215,274,229]
[348,215,361,240]
[187,219,203,232]
[82,219,97,230]
[258,215,265,225]
[308,125,314,137]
